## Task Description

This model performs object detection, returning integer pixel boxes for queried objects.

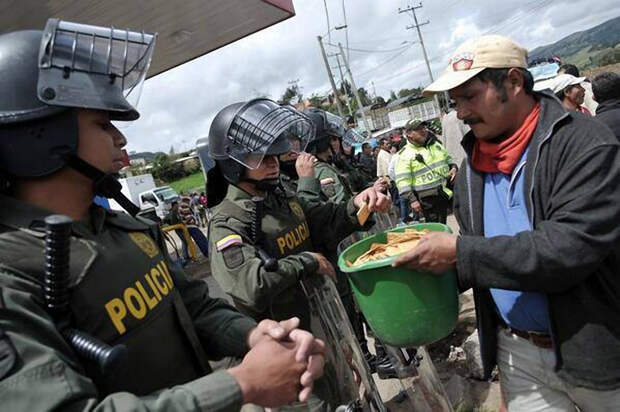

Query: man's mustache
[464,118,483,125]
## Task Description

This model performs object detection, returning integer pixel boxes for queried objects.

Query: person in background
[396,34,620,411]
[359,142,376,179]
[164,200,191,264]
[559,63,598,113]
[394,119,457,224]
[375,138,392,181]
[440,101,470,168]
[179,195,210,258]
[534,73,591,114]
[592,72,620,141]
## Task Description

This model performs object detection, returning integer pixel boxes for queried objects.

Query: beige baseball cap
[423,35,528,96]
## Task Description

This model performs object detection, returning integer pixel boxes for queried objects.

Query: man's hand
[372,177,388,193]
[229,338,306,407]
[246,318,326,403]
[392,232,457,274]
[448,166,458,183]
[353,187,391,213]
[411,200,423,213]
[308,252,336,281]
[295,152,317,178]
[247,317,300,349]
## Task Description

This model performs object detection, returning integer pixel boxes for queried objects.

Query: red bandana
[472,103,540,174]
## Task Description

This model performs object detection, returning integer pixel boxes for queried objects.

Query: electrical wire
[326,42,412,53]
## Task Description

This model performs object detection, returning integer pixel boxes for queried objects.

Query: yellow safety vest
[394,139,453,199]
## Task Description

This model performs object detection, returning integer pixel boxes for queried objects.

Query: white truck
[108,174,179,219]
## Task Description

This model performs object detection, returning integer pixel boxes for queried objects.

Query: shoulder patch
[222,245,244,269]
[216,234,243,251]
[320,177,335,186]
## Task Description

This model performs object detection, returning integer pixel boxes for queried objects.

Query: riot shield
[300,275,386,412]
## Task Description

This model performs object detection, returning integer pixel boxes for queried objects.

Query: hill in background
[529,15,620,70]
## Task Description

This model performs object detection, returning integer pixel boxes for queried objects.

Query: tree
[357,87,372,107]
[374,96,386,105]
[279,82,303,105]
[397,87,422,98]
[389,90,398,102]
[169,145,175,155]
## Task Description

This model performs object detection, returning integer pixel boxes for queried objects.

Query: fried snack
[351,229,428,266]
[357,201,371,226]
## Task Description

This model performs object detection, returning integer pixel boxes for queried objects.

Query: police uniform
[208,177,364,331]
[314,160,354,203]
[0,195,256,411]
[394,137,455,224]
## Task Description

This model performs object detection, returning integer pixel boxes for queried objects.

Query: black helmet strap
[65,156,140,216]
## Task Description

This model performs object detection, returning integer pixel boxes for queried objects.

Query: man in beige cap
[393,35,620,411]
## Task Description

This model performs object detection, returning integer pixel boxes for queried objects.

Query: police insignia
[289,201,305,220]
[216,234,243,251]
[128,232,159,258]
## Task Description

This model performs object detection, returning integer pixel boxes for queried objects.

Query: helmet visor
[228,99,314,169]
[38,19,156,120]
[343,127,365,148]
[323,111,346,137]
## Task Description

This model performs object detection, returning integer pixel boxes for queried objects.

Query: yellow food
[348,229,429,267]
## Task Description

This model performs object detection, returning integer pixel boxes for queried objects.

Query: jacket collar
[460,90,569,158]
[595,98,620,115]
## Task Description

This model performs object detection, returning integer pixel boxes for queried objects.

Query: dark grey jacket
[595,98,620,142]
[453,90,620,390]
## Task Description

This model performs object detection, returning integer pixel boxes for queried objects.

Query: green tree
[389,90,398,102]
[279,82,303,105]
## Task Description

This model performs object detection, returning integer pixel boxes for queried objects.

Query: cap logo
[451,53,474,71]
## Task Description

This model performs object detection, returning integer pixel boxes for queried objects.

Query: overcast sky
[122,0,620,154]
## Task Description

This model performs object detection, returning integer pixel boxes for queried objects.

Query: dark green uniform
[0,195,256,411]
[208,177,365,331]
[314,161,354,203]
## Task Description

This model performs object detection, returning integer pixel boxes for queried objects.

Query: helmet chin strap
[242,177,280,192]
[65,155,140,216]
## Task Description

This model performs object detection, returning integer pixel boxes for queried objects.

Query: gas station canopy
[1,0,295,77]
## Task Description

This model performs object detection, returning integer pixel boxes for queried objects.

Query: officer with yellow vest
[395,119,458,224]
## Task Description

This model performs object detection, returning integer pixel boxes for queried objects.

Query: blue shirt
[484,147,550,332]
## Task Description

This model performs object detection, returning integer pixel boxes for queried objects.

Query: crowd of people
[0,15,618,412]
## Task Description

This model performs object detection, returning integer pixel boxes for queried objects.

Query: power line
[326,42,412,53]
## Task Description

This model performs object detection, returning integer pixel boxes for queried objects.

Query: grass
[167,172,205,195]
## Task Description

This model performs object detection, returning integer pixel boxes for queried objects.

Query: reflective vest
[394,139,453,199]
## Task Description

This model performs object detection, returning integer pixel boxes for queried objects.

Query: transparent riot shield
[300,275,386,412]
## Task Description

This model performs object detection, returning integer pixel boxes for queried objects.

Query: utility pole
[371,81,377,99]
[398,3,441,111]
[333,53,353,116]
[338,42,372,138]
[317,35,344,117]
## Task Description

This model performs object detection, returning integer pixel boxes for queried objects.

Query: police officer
[0,20,326,411]
[302,108,356,203]
[394,119,458,224]
[206,98,390,409]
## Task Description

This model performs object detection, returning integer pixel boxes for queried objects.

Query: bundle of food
[346,228,429,267]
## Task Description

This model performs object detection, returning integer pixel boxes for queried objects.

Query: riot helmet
[303,108,346,155]
[207,98,314,193]
[0,19,156,215]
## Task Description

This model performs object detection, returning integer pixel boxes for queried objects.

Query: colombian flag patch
[216,234,243,251]
[320,178,335,186]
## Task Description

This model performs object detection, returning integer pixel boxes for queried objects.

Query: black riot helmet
[207,98,314,189]
[303,108,365,156]
[0,19,156,215]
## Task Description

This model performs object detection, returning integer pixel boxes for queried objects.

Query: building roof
[385,93,423,109]
[3,0,295,77]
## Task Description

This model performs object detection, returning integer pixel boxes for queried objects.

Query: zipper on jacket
[526,111,568,370]
[466,161,475,233]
